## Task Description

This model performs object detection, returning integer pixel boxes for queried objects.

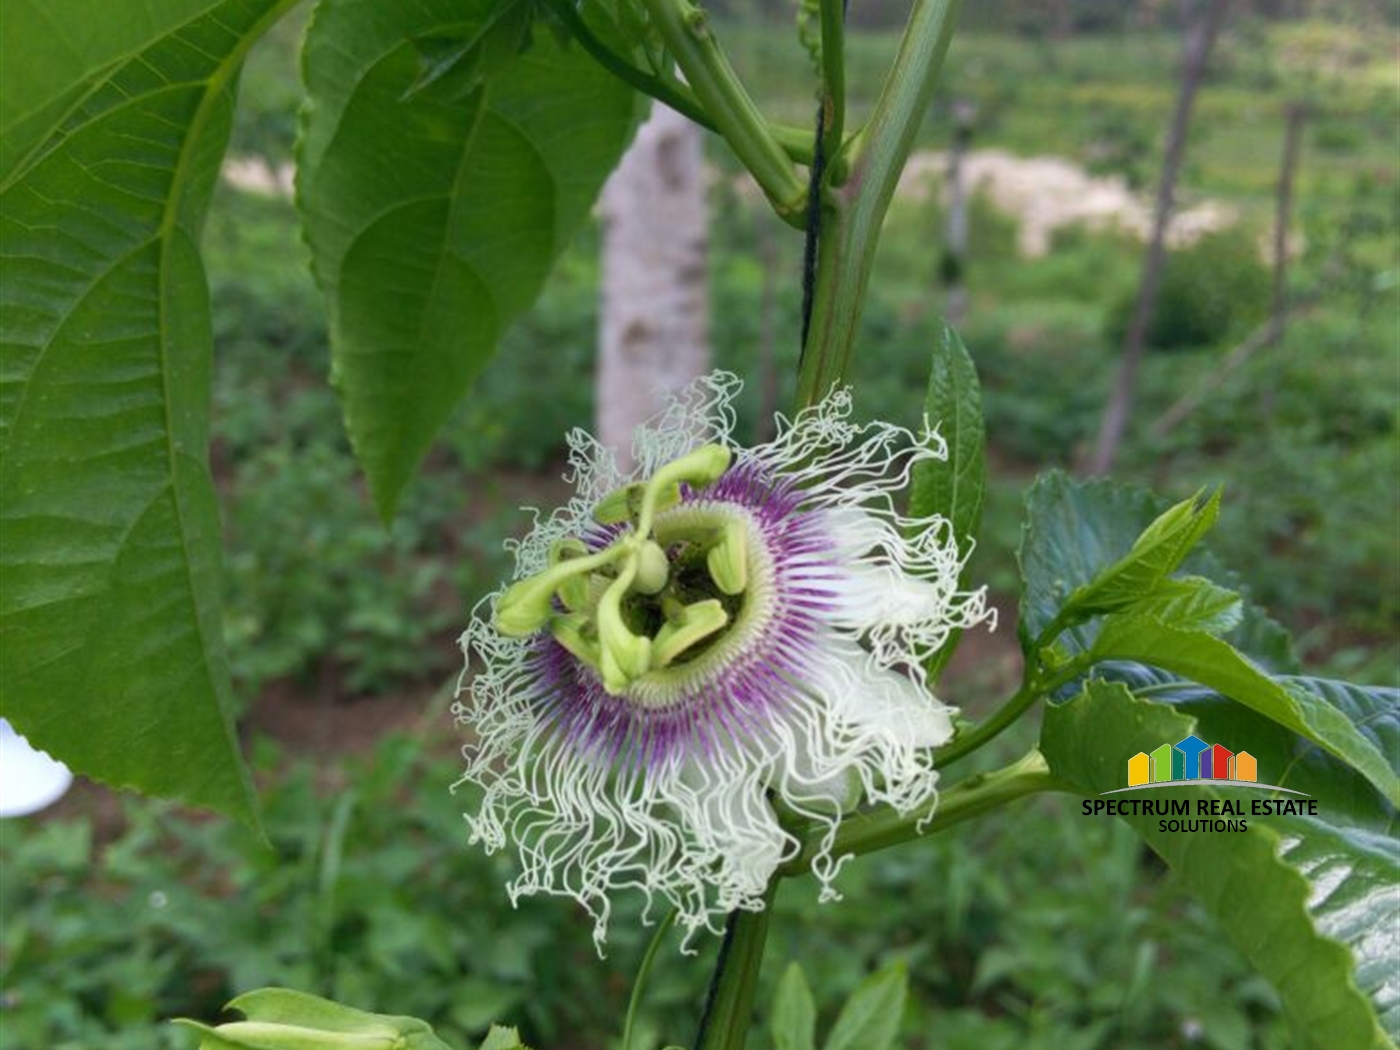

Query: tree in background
[1088,0,1231,473]
[597,103,712,471]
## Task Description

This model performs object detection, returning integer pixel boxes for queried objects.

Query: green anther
[550,613,601,669]
[652,599,729,667]
[593,481,681,525]
[634,540,670,595]
[706,516,749,596]
[596,556,652,693]
[635,444,732,536]
[494,547,621,636]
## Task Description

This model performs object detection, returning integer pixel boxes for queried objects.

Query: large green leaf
[0,0,291,824]
[0,0,229,181]
[1018,471,1297,669]
[1126,674,1397,830]
[1092,616,1400,805]
[909,324,985,680]
[297,0,639,519]
[1042,681,1398,1048]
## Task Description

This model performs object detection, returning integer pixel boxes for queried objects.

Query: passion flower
[454,373,992,947]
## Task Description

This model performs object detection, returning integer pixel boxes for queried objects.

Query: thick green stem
[935,651,1090,769]
[693,881,779,1050]
[781,751,1061,874]
[818,0,847,154]
[796,0,963,405]
[638,0,806,223]
[934,680,1039,770]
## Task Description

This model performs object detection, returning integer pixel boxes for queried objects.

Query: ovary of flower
[453,372,994,950]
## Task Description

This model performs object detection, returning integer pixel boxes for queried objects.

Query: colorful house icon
[1126,740,1258,786]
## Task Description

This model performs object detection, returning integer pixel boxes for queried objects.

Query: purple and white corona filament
[454,373,993,947]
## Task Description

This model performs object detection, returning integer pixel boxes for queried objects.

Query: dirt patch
[898,147,1239,256]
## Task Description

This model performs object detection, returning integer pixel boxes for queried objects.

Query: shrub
[1106,230,1270,352]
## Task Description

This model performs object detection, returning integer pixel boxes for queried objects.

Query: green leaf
[1138,676,1400,1035]
[909,324,986,680]
[1066,485,1220,623]
[0,0,228,180]
[1042,681,1398,1048]
[1127,675,1396,830]
[0,0,291,825]
[1092,616,1400,806]
[823,962,906,1050]
[1017,472,1296,669]
[297,0,640,519]
[1279,677,1400,798]
[404,2,535,104]
[175,988,456,1049]
[1123,575,1242,635]
[771,962,816,1050]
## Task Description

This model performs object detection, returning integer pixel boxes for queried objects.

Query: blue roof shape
[1174,734,1211,780]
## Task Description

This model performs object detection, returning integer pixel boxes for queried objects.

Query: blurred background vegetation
[2,1,1395,1048]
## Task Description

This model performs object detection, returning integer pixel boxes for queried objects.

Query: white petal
[677,756,790,903]
[825,560,957,632]
[802,634,956,749]
[819,506,887,559]
[770,723,862,813]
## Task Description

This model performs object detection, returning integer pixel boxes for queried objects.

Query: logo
[1081,734,1317,832]
[1119,734,1270,790]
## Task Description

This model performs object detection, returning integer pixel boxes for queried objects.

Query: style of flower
[454,373,993,948]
